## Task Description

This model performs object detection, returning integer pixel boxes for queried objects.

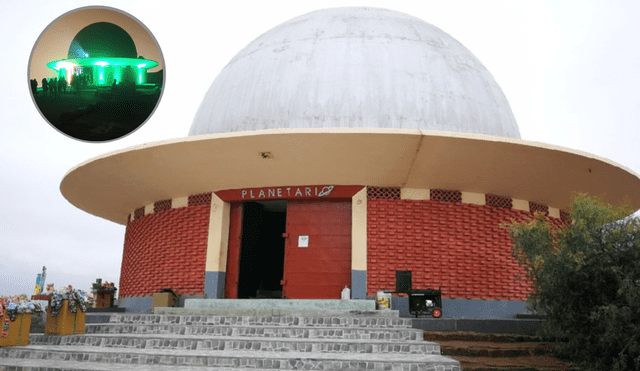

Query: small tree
[506,194,640,371]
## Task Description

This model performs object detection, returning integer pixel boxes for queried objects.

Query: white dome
[189,7,520,138]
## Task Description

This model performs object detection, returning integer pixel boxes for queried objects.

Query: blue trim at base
[411,318,544,335]
[351,270,366,299]
[443,298,530,319]
[205,271,226,298]
[117,296,153,313]
[388,297,531,319]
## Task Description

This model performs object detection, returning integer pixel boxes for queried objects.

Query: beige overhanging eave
[60,128,640,225]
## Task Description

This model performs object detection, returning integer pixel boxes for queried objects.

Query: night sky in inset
[68,22,138,59]
[30,8,163,82]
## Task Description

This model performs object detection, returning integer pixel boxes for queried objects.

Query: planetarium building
[61,8,640,317]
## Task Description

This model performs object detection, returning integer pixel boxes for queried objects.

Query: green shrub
[506,194,640,370]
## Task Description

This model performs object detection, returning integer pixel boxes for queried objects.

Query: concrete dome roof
[68,22,137,59]
[189,7,520,138]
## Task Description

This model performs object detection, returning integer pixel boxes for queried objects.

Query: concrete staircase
[0,310,461,370]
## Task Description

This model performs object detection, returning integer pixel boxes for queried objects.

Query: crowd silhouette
[31,73,93,97]
[32,76,67,96]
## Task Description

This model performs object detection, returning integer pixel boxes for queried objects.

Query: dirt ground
[32,88,161,141]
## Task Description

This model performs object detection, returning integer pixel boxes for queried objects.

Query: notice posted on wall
[298,235,309,248]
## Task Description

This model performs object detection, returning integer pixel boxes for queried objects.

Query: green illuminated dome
[68,22,137,59]
[46,21,158,87]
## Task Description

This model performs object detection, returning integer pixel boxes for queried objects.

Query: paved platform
[155,307,399,318]
[176,299,378,316]
[154,307,399,317]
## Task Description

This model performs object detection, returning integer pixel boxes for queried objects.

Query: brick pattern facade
[367,199,534,300]
[119,187,570,301]
[120,203,211,297]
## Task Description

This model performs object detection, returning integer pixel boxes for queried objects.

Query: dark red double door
[225,200,351,299]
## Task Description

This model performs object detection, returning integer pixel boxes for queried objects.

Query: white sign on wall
[298,235,309,248]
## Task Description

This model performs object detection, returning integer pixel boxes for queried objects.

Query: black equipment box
[408,289,442,318]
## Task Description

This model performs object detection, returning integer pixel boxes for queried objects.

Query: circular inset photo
[29,6,164,142]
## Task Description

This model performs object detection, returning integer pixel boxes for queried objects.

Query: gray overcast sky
[1,0,639,296]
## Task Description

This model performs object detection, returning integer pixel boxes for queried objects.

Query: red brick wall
[367,199,535,300]
[120,204,210,297]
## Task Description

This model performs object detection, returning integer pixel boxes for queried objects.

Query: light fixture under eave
[55,61,77,69]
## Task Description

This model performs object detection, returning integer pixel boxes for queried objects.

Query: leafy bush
[506,194,640,370]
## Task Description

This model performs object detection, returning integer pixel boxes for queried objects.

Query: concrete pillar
[351,187,367,299]
[204,193,230,298]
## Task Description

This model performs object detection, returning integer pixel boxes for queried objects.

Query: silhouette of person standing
[42,78,48,95]
[30,79,37,96]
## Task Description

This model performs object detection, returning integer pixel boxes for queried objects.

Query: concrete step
[84,323,425,340]
[0,358,283,371]
[155,307,400,318]
[0,358,306,371]
[29,333,440,355]
[0,345,461,370]
[103,314,413,328]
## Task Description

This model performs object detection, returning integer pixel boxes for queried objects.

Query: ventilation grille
[486,194,512,209]
[529,201,549,215]
[430,189,462,203]
[367,187,401,200]
[154,199,172,213]
[189,193,212,206]
[133,207,145,221]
